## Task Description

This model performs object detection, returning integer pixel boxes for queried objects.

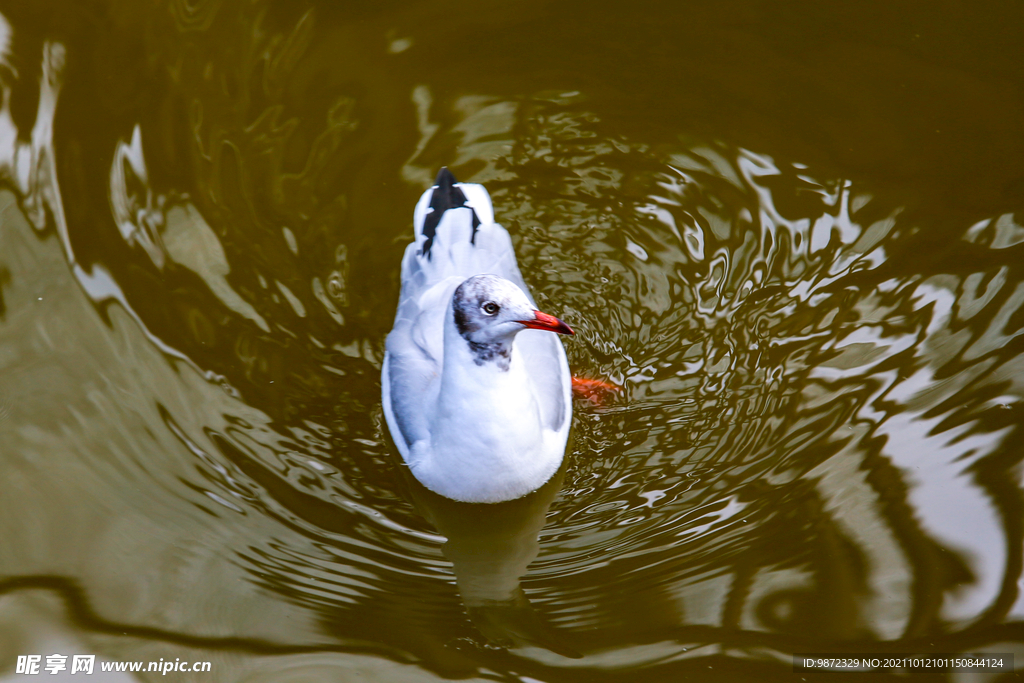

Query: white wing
[383,178,570,456]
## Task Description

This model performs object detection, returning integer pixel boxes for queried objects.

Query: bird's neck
[440,308,533,404]
[410,306,561,503]
[435,306,541,445]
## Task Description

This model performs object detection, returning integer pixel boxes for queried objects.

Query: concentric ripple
[0,2,1022,679]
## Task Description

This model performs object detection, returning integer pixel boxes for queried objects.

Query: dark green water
[1,0,1023,681]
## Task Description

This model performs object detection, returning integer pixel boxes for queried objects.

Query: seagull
[382,168,574,503]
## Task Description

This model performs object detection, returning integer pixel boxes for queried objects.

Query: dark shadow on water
[2,574,1022,681]
[0,575,400,658]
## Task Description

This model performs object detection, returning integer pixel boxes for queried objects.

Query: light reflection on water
[0,1,1023,680]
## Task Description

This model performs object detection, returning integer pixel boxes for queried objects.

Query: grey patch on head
[467,340,511,370]
[453,275,514,370]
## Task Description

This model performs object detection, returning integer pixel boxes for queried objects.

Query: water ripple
[0,7,1021,677]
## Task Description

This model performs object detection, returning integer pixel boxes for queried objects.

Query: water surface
[1,1,1023,681]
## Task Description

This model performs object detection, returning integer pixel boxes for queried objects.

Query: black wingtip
[421,167,480,258]
[435,166,458,187]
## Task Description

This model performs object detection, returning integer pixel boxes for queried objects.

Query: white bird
[382,168,574,503]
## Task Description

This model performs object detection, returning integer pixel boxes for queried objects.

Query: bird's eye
[481,301,500,316]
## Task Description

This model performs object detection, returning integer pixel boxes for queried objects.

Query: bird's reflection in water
[395,449,581,659]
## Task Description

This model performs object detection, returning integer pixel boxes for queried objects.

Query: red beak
[516,310,574,335]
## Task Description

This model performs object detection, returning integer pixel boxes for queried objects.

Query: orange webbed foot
[571,376,622,406]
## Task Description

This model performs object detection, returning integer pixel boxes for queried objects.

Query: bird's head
[452,275,573,366]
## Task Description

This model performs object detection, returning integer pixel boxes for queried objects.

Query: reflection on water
[400,461,581,658]
[1,0,1023,680]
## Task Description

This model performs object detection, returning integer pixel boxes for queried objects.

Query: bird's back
[384,169,570,462]
[403,169,528,302]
